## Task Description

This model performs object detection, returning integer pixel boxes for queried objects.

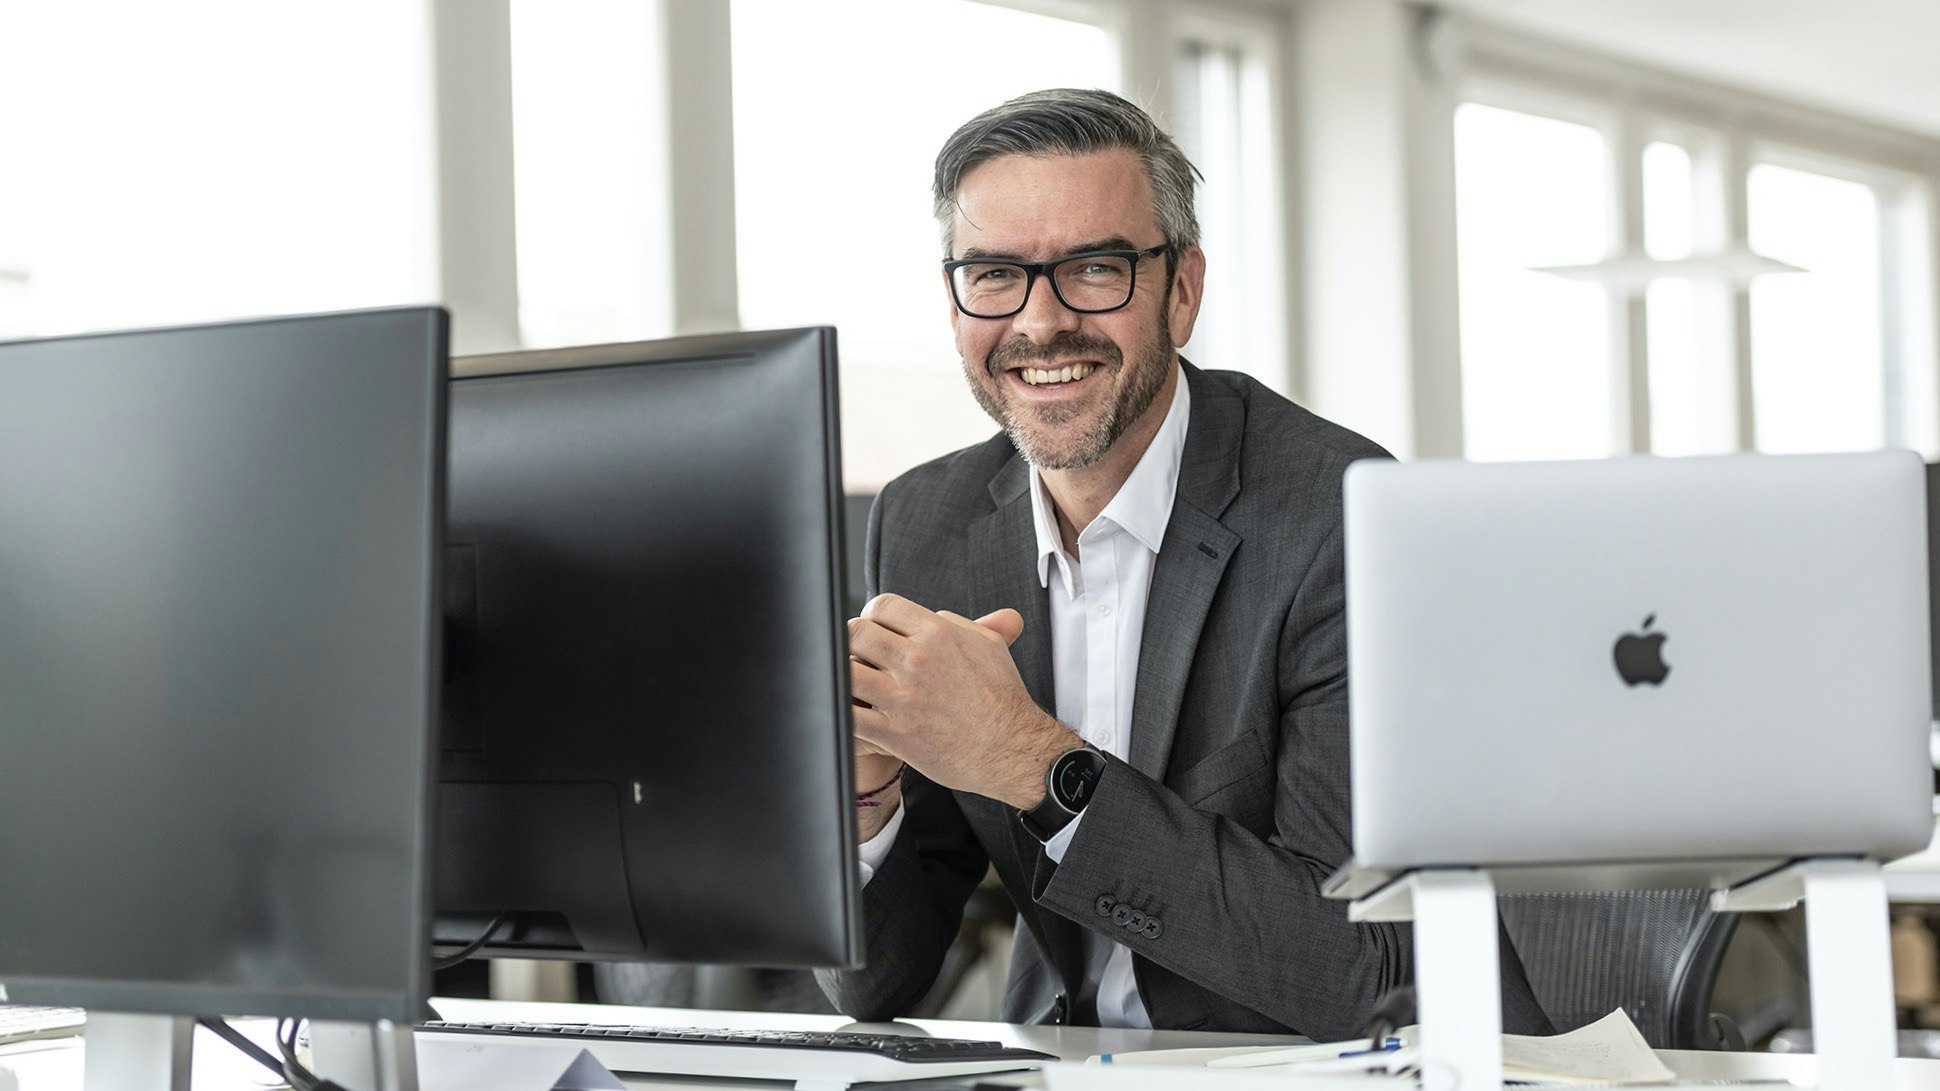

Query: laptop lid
[1342,452,1931,876]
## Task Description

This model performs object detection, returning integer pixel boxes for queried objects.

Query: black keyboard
[419,1019,1057,1083]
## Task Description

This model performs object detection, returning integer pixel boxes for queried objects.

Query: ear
[1165,245,1207,348]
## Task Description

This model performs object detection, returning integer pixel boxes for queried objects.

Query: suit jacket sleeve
[1023,521,1545,1040]
[815,490,990,1021]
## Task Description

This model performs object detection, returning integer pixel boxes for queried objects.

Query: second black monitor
[435,327,861,969]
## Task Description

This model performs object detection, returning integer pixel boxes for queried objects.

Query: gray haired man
[820,88,1547,1039]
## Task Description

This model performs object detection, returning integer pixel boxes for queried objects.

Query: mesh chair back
[1498,889,1737,1049]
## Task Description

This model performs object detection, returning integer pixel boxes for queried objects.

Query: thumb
[972,608,1025,647]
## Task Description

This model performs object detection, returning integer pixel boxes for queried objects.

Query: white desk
[9,999,1940,1089]
[0,999,1301,1091]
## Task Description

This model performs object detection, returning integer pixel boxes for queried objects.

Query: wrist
[1003,718,1084,811]
[1017,738,1108,842]
[856,792,900,841]
[856,761,905,803]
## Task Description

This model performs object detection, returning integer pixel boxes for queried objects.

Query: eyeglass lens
[951,254,1137,317]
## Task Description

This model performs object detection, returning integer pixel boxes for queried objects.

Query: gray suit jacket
[818,364,1547,1039]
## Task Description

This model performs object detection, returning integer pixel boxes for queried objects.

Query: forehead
[949,149,1159,258]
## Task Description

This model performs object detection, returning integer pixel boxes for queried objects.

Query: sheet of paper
[1089,1009,1672,1085]
[1499,1009,1676,1085]
[416,1036,625,1091]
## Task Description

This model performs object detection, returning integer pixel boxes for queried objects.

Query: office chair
[1499,889,1743,1050]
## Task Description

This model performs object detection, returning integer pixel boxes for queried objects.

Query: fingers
[851,702,892,746]
[849,655,891,710]
[847,617,903,672]
[861,592,939,637]
[854,733,895,759]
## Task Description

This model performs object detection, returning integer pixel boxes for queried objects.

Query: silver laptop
[1330,451,1933,897]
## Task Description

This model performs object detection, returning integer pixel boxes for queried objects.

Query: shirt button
[1095,602,1111,616]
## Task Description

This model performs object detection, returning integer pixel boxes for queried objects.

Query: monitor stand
[1348,858,1897,1091]
[82,1013,192,1091]
[310,1019,419,1091]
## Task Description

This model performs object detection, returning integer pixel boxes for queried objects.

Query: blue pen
[1338,1037,1403,1058]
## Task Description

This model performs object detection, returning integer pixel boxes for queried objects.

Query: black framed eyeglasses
[943,244,1169,319]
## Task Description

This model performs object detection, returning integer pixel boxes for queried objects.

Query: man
[819,88,1546,1040]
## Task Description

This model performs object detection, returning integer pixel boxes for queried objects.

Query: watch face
[1051,748,1105,810]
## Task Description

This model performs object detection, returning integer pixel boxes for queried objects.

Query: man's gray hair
[932,88,1203,256]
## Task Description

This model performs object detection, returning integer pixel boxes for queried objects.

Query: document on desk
[416,1035,625,1091]
[1494,1009,1677,1084]
[1092,1010,1676,1085]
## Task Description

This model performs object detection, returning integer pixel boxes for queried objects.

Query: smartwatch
[1019,744,1108,841]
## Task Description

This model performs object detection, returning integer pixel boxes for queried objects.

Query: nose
[1009,270,1084,346]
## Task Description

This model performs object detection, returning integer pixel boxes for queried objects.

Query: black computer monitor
[0,308,448,1024]
[434,327,861,969]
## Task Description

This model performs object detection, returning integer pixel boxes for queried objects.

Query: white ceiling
[1443,0,1940,139]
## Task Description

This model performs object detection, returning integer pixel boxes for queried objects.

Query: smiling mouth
[1013,362,1099,386]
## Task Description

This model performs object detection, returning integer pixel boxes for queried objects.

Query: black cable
[276,1018,311,1090]
[196,1017,297,1087]
[432,911,511,972]
[1364,985,1416,1050]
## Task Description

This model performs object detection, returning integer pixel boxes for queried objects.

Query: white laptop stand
[1713,858,1897,1091]
[1348,858,1897,1091]
[1351,870,1504,1091]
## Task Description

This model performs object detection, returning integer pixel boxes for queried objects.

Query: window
[510,0,674,349]
[1173,10,1290,394]
[0,2,436,337]
[731,0,1119,490]
[1453,27,1940,464]
[1747,163,1885,454]
[1642,139,1737,457]
[1453,103,1615,462]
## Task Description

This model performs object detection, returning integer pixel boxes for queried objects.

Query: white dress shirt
[858,366,1190,1029]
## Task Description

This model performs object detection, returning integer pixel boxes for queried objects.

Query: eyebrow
[954,236,1143,262]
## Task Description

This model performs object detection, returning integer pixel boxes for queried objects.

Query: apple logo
[1613,615,1671,686]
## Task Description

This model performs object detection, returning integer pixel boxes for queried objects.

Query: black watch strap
[1019,744,1107,842]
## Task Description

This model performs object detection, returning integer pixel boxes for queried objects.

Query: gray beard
[966,313,1174,472]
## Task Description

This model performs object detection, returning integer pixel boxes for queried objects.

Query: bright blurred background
[1,0,1935,486]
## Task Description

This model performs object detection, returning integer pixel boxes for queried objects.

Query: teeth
[1020,363,1096,386]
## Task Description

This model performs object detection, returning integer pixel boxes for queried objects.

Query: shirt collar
[1029,364,1192,590]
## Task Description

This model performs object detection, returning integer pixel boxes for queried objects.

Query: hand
[849,593,1080,810]
[849,608,1018,838]
[852,732,905,841]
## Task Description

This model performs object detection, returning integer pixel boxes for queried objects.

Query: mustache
[987,332,1122,376]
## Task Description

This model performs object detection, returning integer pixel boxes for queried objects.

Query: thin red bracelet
[856,763,906,808]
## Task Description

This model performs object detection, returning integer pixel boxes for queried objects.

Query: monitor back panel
[440,330,859,968]
[0,308,447,1021]
[1344,452,1932,872]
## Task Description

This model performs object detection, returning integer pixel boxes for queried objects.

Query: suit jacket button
[1111,905,1132,927]
[1142,917,1163,940]
[1095,896,1115,918]
[1125,909,1146,931]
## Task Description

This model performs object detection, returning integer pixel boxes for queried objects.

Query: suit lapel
[1128,365,1244,785]
[967,458,1053,713]
[966,457,1087,990]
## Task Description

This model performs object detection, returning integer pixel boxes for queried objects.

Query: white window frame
[1451,16,1940,459]
[433,0,1300,391]
[1164,0,1298,394]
